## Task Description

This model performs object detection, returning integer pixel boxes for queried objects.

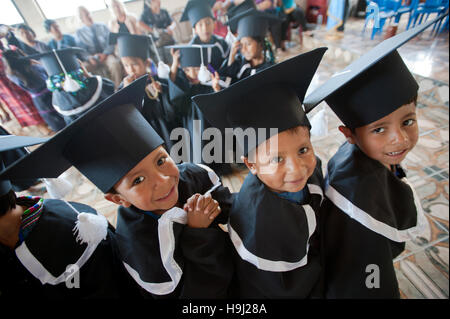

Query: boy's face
[340,101,419,168]
[183,66,200,84]
[121,56,149,79]
[240,36,262,61]
[244,126,317,193]
[194,17,215,43]
[105,146,180,213]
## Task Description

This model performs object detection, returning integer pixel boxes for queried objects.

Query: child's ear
[104,193,131,208]
[242,156,258,175]
[338,126,356,144]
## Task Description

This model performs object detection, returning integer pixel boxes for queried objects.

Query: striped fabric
[20,197,44,235]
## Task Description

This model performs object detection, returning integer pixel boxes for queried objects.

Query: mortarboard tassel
[198,46,211,83]
[309,105,328,138]
[52,49,81,92]
[148,35,170,79]
[73,212,108,246]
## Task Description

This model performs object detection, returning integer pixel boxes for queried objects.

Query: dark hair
[107,187,118,194]
[44,19,56,33]
[16,24,36,38]
[1,49,42,88]
[0,190,16,217]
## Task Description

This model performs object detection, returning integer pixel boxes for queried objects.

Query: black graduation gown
[228,158,325,298]
[320,142,427,299]
[219,54,274,85]
[0,199,138,298]
[114,163,235,299]
[52,76,115,124]
[168,71,233,175]
[189,35,230,72]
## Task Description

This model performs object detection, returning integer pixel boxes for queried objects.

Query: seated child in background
[220,8,276,84]
[110,32,178,151]
[22,48,115,125]
[0,78,235,299]
[0,135,136,298]
[182,0,229,71]
[303,20,435,299]
[193,47,327,298]
[168,44,233,175]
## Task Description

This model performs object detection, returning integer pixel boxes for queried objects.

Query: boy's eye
[403,119,415,126]
[372,127,385,134]
[157,156,167,166]
[299,147,309,155]
[270,156,283,164]
[133,176,145,186]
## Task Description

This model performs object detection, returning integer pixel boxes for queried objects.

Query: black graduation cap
[180,0,215,27]
[0,135,49,196]
[0,76,164,193]
[25,48,86,76]
[192,47,327,156]
[304,14,447,129]
[226,0,256,34]
[109,32,151,60]
[166,44,216,68]
[228,8,279,39]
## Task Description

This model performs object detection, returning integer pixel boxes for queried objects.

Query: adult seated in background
[0,25,38,56]
[254,0,285,51]
[15,24,50,54]
[277,0,309,49]
[44,20,77,50]
[107,0,141,34]
[75,6,124,88]
[139,0,176,64]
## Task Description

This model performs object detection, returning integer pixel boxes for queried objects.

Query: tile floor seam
[394,235,449,262]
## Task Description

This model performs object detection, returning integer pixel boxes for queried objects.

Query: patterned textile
[0,58,44,127]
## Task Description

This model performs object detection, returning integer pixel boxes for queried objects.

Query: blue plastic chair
[363,0,402,39]
[394,0,420,23]
[407,0,449,30]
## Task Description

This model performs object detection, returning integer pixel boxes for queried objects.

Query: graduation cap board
[109,32,151,60]
[226,0,257,34]
[0,76,164,193]
[25,48,85,77]
[166,44,217,68]
[180,0,215,27]
[228,8,281,39]
[0,135,49,196]
[192,47,327,156]
[304,14,448,129]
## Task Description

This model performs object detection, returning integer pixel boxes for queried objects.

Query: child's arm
[169,48,180,82]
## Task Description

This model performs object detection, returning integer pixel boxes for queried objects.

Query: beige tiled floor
[4,17,449,299]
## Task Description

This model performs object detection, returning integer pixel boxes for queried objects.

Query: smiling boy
[303,19,440,298]
[193,48,327,298]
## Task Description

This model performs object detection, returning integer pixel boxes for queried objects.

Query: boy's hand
[228,40,241,66]
[183,193,222,228]
[211,71,221,92]
[170,49,180,69]
[123,74,136,87]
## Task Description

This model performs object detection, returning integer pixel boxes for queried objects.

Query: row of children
[0,9,444,300]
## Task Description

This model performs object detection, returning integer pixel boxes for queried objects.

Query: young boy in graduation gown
[182,0,230,71]
[167,44,233,175]
[224,0,257,46]
[27,48,115,124]
[303,19,441,299]
[109,32,178,151]
[0,135,136,298]
[219,8,277,85]
[193,48,327,298]
[1,77,235,299]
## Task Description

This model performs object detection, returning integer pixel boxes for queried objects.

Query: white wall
[12,0,189,41]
